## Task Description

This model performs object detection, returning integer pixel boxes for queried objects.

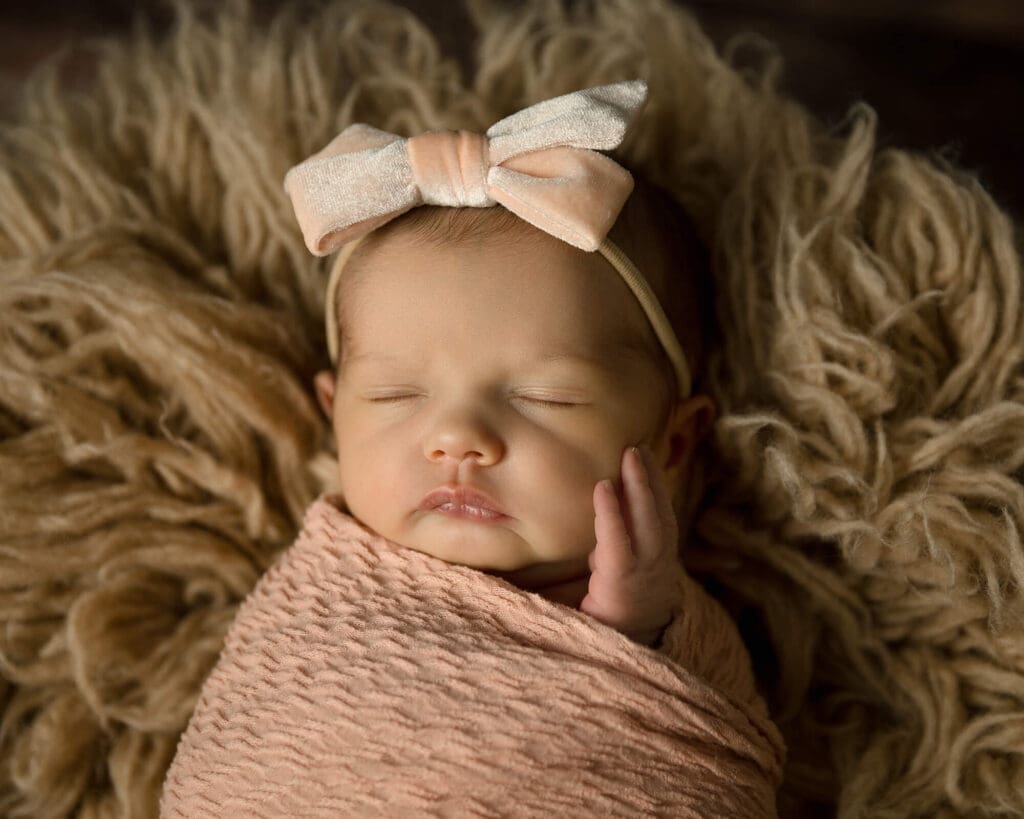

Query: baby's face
[314,222,691,592]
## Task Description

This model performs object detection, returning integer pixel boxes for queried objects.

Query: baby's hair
[332,158,716,435]
[604,154,715,420]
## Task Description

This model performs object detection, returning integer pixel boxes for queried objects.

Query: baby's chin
[399,511,590,585]
[405,511,531,569]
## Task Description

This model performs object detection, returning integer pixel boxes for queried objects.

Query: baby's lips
[419,483,509,516]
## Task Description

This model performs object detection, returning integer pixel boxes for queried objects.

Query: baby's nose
[430,447,487,465]
[423,407,504,467]
[426,436,502,468]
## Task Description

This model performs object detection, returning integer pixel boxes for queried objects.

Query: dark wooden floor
[2,0,1022,220]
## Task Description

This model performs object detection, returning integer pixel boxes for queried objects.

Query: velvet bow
[283,79,648,255]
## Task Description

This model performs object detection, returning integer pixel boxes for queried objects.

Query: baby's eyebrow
[343,351,401,366]
[344,351,601,370]
[346,343,646,371]
[542,333,656,367]
[535,349,637,372]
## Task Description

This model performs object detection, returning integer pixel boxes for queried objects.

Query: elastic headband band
[324,236,692,399]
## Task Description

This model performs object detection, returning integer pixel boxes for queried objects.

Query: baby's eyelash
[521,397,578,408]
[368,395,417,403]
[366,394,579,408]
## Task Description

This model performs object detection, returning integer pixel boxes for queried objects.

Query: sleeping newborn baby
[158,82,787,818]
[311,182,715,647]
[286,80,721,649]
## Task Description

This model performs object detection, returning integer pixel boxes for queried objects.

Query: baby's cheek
[528,444,607,533]
[525,434,597,484]
[335,438,392,513]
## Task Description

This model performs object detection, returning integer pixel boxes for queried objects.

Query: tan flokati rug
[1,0,1022,816]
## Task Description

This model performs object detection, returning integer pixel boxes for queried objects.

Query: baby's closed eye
[364,392,585,408]
[516,397,579,409]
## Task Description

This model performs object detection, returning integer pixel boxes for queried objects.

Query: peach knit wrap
[159,494,785,817]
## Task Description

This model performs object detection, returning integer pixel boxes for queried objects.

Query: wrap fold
[160,494,785,817]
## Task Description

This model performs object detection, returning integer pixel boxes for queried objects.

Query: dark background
[2,0,1022,220]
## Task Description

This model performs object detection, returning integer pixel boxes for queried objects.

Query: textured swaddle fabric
[158,494,785,817]
[2,0,1023,817]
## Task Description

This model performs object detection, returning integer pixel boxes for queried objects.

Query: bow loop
[490,147,633,250]
[283,127,415,254]
[486,79,647,165]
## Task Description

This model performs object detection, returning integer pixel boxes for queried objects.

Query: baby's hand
[579,445,686,646]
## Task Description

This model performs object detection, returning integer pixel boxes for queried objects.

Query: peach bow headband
[283,79,691,397]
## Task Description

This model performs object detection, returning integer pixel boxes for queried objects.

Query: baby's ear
[663,394,716,470]
[674,394,716,443]
[313,370,336,419]
[693,395,717,442]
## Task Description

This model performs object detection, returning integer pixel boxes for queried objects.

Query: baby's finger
[591,479,636,577]
[622,446,676,564]
[640,445,680,547]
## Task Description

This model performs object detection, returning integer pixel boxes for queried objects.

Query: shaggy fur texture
[1,0,1022,816]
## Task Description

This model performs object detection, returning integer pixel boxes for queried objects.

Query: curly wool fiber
[1,0,1022,817]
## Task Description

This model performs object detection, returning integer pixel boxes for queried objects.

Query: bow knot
[283,80,648,255]
[407,130,493,207]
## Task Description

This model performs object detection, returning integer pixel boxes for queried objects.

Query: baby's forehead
[353,275,643,344]
[353,235,638,310]
[341,223,658,356]
[347,323,655,376]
